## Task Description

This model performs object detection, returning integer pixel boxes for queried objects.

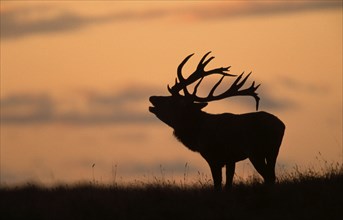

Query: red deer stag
[149,52,285,190]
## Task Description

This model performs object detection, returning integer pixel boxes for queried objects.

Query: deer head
[149,52,261,127]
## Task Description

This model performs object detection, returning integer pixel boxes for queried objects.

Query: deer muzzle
[149,96,157,113]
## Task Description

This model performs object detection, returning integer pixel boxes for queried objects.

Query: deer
[149,52,285,190]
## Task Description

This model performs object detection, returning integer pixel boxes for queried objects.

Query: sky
[1,1,342,185]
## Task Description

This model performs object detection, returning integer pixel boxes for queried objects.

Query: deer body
[175,111,284,162]
[149,52,285,190]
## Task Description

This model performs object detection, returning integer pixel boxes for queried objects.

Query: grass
[1,164,342,220]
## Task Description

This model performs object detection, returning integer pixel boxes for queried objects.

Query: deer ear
[195,102,208,110]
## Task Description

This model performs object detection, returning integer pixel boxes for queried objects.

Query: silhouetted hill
[1,167,342,220]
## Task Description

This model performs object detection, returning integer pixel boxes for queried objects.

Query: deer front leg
[225,162,235,190]
[209,163,222,190]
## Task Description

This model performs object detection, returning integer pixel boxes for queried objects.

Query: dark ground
[1,168,342,220]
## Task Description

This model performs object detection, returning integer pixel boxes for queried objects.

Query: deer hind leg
[225,162,235,190]
[264,137,283,184]
[265,150,278,183]
[209,163,222,190]
[249,156,275,184]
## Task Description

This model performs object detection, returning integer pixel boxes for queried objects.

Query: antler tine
[167,78,178,94]
[192,77,204,96]
[251,82,261,111]
[168,52,237,97]
[197,51,214,70]
[221,72,261,111]
[196,52,234,78]
[187,52,217,86]
[208,75,225,98]
[235,73,261,110]
[168,53,194,95]
[236,72,251,88]
[191,72,261,111]
[177,53,194,83]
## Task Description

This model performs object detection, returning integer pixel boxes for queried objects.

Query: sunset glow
[1,1,342,185]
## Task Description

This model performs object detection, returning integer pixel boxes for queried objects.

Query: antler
[168,51,235,96]
[168,52,261,110]
[192,72,261,110]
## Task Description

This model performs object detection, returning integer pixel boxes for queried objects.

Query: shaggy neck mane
[172,110,206,152]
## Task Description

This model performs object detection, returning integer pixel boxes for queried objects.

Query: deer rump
[173,111,285,165]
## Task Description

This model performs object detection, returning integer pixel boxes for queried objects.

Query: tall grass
[1,163,342,220]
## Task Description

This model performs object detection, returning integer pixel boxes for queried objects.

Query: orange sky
[1,1,342,185]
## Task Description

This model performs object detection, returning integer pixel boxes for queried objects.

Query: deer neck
[172,111,206,152]
[173,110,204,131]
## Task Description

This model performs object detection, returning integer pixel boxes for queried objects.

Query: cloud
[219,91,296,112]
[0,5,164,40]
[1,1,341,40]
[277,76,330,95]
[1,8,108,39]
[0,73,332,125]
[192,1,341,20]
[0,83,293,125]
[259,92,296,111]
[1,94,55,123]
[0,86,159,125]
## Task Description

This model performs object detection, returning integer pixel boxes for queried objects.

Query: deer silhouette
[149,52,285,190]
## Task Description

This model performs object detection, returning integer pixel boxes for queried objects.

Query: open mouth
[149,97,156,113]
[149,106,155,113]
